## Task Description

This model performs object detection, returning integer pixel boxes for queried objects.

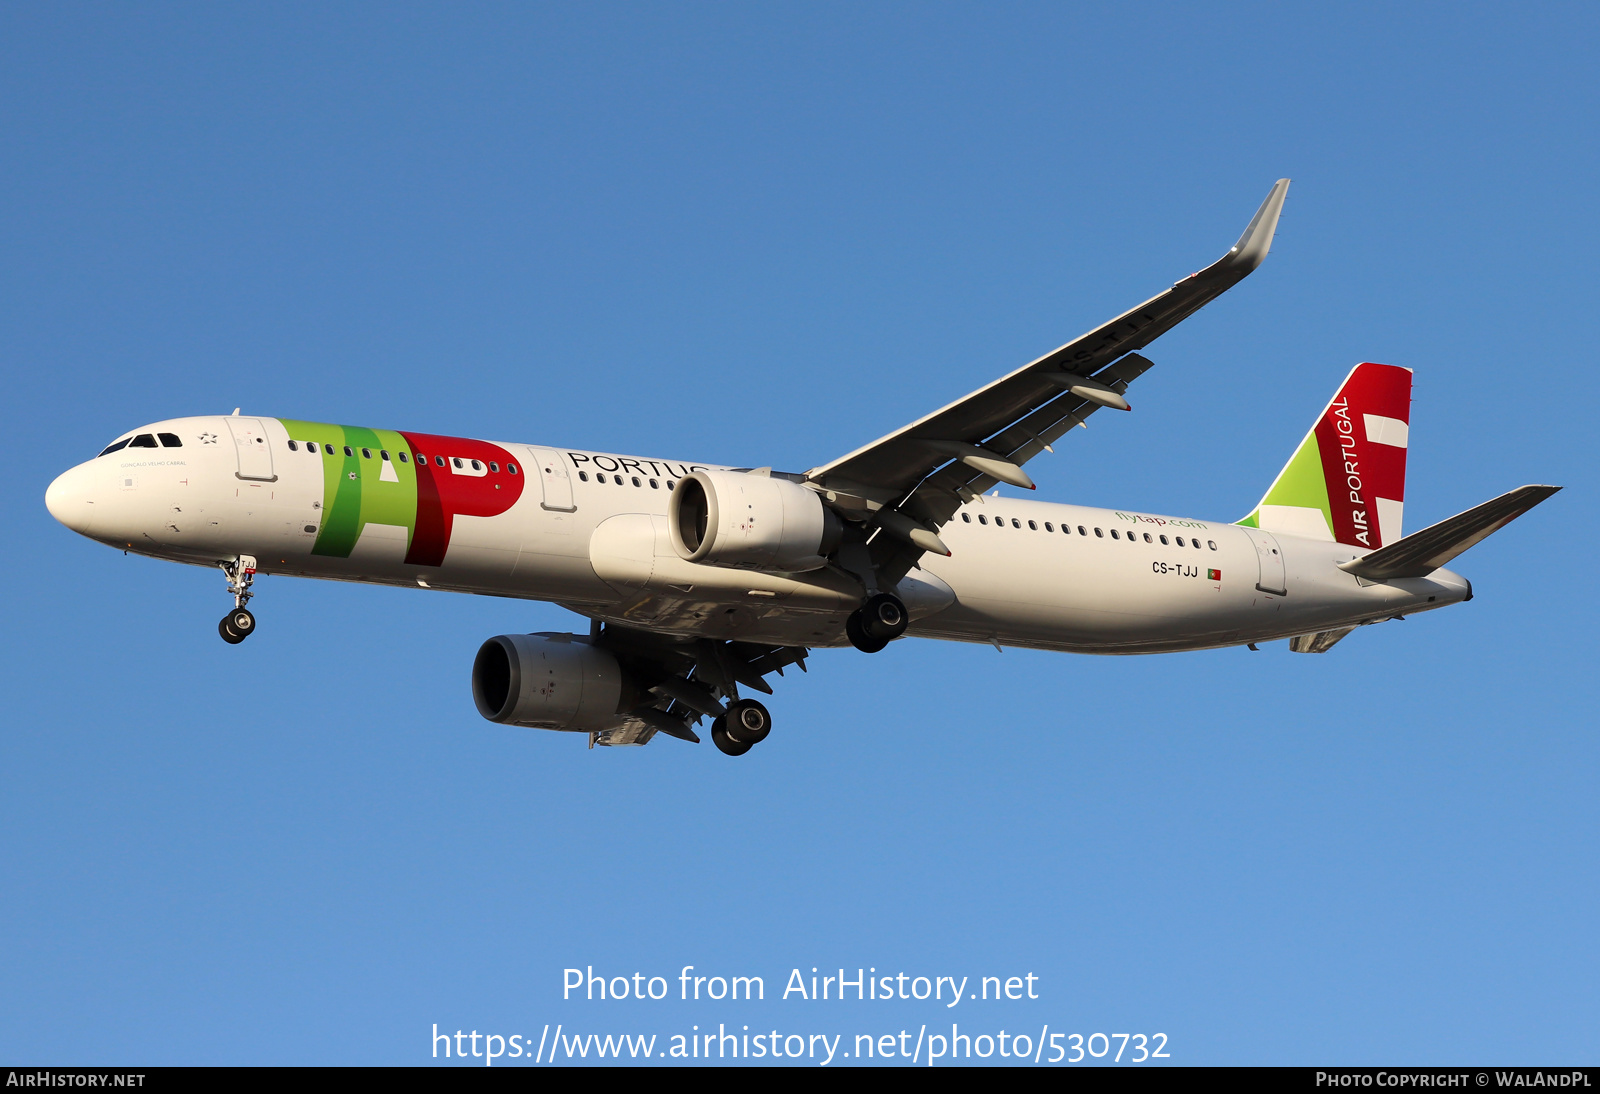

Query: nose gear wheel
[216,555,259,643]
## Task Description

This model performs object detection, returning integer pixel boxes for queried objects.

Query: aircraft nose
[45,463,100,536]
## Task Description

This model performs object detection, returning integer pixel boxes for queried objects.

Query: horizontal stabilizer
[1338,485,1561,581]
[1289,626,1355,654]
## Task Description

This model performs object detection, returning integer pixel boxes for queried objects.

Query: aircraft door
[225,417,277,482]
[1243,528,1287,595]
[526,446,576,511]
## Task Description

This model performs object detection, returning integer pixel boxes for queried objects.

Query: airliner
[44,180,1558,755]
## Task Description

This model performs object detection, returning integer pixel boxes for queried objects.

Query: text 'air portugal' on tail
[1241,362,1412,548]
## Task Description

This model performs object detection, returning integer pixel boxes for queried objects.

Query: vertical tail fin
[1239,362,1412,548]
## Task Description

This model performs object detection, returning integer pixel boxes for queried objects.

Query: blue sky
[2,2,1596,1066]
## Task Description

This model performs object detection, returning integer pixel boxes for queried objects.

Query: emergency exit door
[526,446,576,511]
[1242,527,1287,596]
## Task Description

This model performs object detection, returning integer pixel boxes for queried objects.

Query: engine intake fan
[668,469,841,572]
[472,632,629,731]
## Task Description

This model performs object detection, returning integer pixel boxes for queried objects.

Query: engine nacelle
[471,632,630,731]
[668,469,841,572]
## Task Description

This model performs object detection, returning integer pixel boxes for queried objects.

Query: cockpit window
[158,433,182,447]
[128,434,158,448]
[98,438,131,457]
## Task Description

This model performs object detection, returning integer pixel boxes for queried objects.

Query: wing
[804,180,1290,582]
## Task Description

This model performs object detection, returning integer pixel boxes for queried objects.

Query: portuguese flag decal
[1208,568,1222,581]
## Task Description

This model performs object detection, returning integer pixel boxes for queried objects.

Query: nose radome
[45,463,100,536]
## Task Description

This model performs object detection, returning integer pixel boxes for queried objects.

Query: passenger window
[287,440,299,452]
[489,461,498,472]
[129,434,158,448]
[649,478,659,489]
[381,450,391,462]
[1143,533,1152,543]
[1011,518,1021,529]
[1193,539,1202,549]
[435,456,445,467]
[1110,529,1119,540]
[1159,535,1169,545]
[414,451,425,463]
[597,473,607,483]
[452,458,463,469]
[158,433,182,447]
[616,476,625,486]
[1094,527,1103,538]
[471,460,482,471]
[1028,520,1037,531]
[98,438,131,457]
[961,513,971,523]
[341,446,352,457]
[1078,526,1087,536]
[632,476,641,487]
[664,479,672,489]
[362,448,372,459]
[578,471,589,481]
[398,452,408,463]
[1208,540,1217,550]
[978,514,988,525]
[1175,536,1185,547]
[508,463,518,475]
[1044,522,1053,532]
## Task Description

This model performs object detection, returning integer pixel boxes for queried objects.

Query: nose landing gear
[846,593,908,653]
[217,555,258,644]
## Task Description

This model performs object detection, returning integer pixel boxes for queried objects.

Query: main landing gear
[710,699,772,757]
[846,592,908,654]
[217,554,258,645]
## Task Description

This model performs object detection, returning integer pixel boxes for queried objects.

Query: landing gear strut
[217,555,258,644]
[711,698,771,756]
[846,593,907,653]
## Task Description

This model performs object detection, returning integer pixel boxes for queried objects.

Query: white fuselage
[45,415,1471,653]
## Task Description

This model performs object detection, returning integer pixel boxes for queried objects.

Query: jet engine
[668,469,841,572]
[471,632,636,731]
